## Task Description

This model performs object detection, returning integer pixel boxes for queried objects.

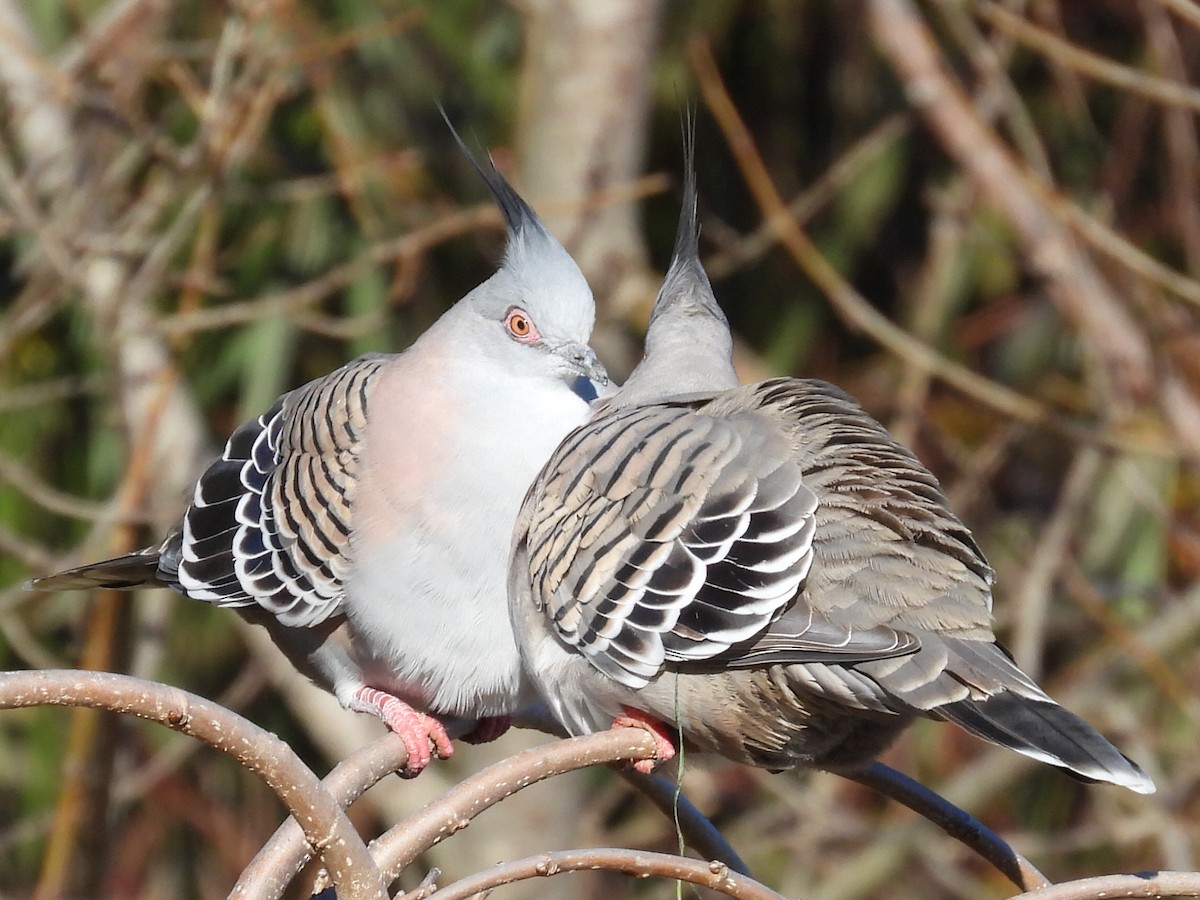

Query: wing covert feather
[526,400,825,688]
[167,354,387,627]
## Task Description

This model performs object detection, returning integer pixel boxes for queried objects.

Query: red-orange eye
[505,309,538,342]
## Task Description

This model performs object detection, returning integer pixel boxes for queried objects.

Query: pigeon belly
[347,360,592,719]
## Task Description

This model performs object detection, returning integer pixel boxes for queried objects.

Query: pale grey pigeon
[508,144,1154,793]
[32,139,608,775]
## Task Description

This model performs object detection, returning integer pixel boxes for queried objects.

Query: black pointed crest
[438,104,542,238]
[670,108,700,272]
[651,107,722,325]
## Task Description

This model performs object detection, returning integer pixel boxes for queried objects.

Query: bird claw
[613,707,677,773]
[348,686,454,776]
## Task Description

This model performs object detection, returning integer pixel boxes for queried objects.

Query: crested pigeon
[507,143,1155,793]
[32,139,608,775]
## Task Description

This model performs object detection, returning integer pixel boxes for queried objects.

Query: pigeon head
[612,122,737,407]
[440,113,606,397]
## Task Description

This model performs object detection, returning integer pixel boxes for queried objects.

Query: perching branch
[616,768,752,877]
[240,713,750,898]
[0,669,386,900]
[352,730,658,887]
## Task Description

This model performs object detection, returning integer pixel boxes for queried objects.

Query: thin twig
[153,204,500,336]
[1055,195,1200,312]
[617,769,752,877]
[1010,445,1105,678]
[1062,561,1200,725]
[1154,0,1200,30]
[1143,1,1200,277]
[0,451,125,522]
[368,731,661,886]
[977,2,1200,115]
[688,35,1177,460]
[867,0,1158,410]
[930,0,1052,178]
[705,114,912,281]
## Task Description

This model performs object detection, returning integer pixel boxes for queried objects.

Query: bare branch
[845,762,1050,892]
[0,669,387,900]
[688,35,1177,460]
[705,114,913,281]
[239,709,750,898]
[1009,445,1105,678]
[1008,870,1200,899]
[977,2,1200,115]
[866,0,1158,410]
[427,847,786,900]
[616,768,752,877]
[365,730,659,886]
[232,732,421,900]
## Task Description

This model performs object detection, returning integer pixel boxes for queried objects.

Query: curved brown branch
[516,706,753,876]
[1008,870,1200,899]
[845,762,1050,892]
[421,847,786,900]
[369,730,660,884]
[232,732,413,899]
[977,3,1200,114]
[616,768,752,877]
[0,669,386,900]
[244,712,750,897]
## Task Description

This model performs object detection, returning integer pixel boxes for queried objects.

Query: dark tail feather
[26,548,164,592]
[938,693,1155,794]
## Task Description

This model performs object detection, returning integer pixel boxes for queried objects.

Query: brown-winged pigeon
[508,141,1154,793]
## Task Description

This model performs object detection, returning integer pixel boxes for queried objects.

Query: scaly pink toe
[613,706,677,772]
[349,686,453,776]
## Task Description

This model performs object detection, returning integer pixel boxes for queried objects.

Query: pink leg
[613,706,677,774]
[461,715,513,745]
[348,686,454,776]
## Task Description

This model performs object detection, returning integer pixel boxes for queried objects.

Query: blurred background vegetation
[1,0,1198,897]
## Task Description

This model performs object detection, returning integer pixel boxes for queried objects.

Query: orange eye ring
[505,309,538,342]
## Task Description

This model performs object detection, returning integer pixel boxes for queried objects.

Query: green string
[671,672,697,900]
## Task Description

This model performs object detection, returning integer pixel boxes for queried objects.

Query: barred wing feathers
[162,354,387,627]
[524,395,916,690]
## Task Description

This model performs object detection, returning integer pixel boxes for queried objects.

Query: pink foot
[613,706,677,774]
[349,686,454,776]
[461,714,513,745]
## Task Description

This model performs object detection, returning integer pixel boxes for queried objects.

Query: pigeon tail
[27,548,164,592]
[938,692,1155,794]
